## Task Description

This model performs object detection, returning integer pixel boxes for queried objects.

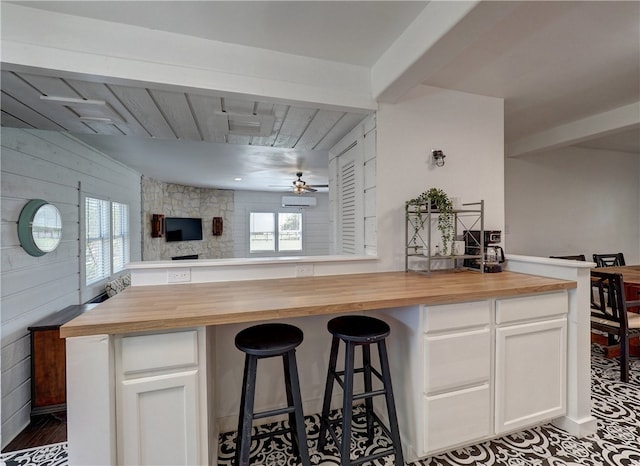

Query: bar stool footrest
[253,405,295,420]
[333,366,384,391]
[352,388,386,401]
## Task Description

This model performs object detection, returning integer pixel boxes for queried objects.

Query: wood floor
[1,412,67,453]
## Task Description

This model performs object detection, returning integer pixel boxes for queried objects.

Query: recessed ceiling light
[234,177,242,181]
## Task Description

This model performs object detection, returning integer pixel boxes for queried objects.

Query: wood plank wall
[0,128,141,448]
[232,190,330,257]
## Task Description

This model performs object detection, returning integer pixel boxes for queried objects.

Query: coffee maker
[463,230,505,272]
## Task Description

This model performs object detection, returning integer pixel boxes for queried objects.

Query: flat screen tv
[165,217,203,242]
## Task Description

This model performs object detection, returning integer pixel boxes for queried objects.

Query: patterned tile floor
[2,345,638,466]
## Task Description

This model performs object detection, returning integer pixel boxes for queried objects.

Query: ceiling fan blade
[307,184,329,188]
[304,186,318,192]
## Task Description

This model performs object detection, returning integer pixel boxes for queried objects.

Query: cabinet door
[495,318,567,434]
[119,370,200,466]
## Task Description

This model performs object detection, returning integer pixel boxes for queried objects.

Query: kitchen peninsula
[61,258,595,465]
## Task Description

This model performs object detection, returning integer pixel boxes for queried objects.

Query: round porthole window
[17,199,63,257]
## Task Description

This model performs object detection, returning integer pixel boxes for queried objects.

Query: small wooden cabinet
[28,304,96,416]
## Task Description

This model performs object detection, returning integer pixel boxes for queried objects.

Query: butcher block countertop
[60,270,575,338]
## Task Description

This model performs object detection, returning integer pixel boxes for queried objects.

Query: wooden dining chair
[590,270,640,382]
[549,255,586,261]
[593,253,625,267]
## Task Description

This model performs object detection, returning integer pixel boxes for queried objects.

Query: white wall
[376,85,505,271]
[0,128,142,448]
[505,146,640,263]
[232,191,329,257]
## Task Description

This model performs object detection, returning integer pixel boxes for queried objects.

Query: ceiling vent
[40,95,126,124]
[282,196,316,207]
[217,111,275,137]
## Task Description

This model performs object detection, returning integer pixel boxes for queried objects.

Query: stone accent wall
[142,177,234,260]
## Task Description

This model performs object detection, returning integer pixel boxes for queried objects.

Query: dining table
[591,264,640,357]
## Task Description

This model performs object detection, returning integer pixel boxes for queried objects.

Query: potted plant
[406,188,454,255]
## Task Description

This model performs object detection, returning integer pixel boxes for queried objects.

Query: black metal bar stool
[234,323,311,466]
[318,315,404,466]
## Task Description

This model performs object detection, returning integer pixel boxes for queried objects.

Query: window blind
[85,197,110,285]
[112,202,130,273]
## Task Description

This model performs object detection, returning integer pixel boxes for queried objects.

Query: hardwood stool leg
[235,354,258,466]
[340,341,356,466]
[377,339,405,466]
[318,335,340,452]
[283,353,298,454]
[284,349,311,466]
[362,344,375,442]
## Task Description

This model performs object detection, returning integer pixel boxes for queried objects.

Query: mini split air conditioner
[282,196,317,207]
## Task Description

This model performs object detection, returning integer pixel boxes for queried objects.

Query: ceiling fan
[292,172,327,194]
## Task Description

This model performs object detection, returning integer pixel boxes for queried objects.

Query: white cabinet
[120,370,200,465]
[378,290,569,462]
[495,293,567,435]
[422,300,492,455]
[115,328,213,466]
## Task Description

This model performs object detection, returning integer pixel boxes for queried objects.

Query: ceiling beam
[506,102,640,158]
[371,1,519,103]
[1,3,376,113]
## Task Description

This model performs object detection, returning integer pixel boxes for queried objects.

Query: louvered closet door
[337,142,364,254]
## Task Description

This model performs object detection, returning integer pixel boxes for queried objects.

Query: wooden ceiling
[1,69,367,151]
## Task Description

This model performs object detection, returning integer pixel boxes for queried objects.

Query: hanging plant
[406,188,454,255]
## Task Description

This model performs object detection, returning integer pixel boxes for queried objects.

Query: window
[278,212,302,251]
[249,212,302,253]
[85,197,130,285]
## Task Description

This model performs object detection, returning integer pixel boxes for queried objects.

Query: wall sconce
[151,214,164,238]
[212,217,223,236]
[432,149,446,167]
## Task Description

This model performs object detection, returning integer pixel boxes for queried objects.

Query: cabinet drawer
[423,301,490,333]
[423,383,491,454]
[121,330,198,375]
[424,328,490,394]
[496,291,567,324]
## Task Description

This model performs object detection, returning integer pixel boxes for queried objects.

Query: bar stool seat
[318,315,404,466]
[234,323,310,466]
[235,323,304,356]
[328,314,390,342]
